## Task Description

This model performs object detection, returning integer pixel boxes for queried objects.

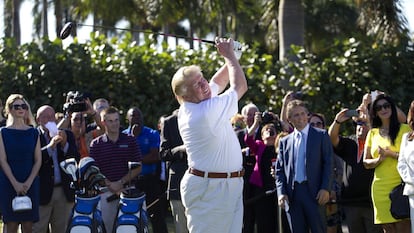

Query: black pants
[136,174,169,233]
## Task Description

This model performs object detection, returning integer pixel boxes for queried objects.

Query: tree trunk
[54,0,63,38]
[42,0,48,38]
[12,0,21,45]
[4,0,13,37]
[278,0,304,62]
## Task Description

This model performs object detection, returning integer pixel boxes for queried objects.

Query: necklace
[379,127,389,137]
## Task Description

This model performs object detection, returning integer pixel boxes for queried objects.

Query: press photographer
[260,111,283,134]
[57,91,101,131]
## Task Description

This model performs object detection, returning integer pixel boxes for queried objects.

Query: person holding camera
[57,91,103,132]
[0,94,41,233]
[243,111,278,233]
[58,92,105,159]
[329,105,382,233]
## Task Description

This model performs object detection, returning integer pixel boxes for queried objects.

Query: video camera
[63,91,88,113]
[261,111,283,133]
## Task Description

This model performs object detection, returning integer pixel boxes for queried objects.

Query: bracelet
[335,120,342,124]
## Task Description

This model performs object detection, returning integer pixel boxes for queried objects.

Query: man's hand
[58,130,67,147]
[215,37,236,60]
[316,189,330,205]
[278,194,289,209]
[106,179,124,193]
[48,135,63,149]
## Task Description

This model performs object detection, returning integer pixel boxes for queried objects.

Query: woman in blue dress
[0,94,41,233]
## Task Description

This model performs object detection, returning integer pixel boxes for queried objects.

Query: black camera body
[261,111,283,133]
[261,111,275,125]
[63,91,87,113]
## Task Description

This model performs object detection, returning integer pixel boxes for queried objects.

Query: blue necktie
[295,132,306,182]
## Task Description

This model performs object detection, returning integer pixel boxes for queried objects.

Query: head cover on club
[60,158,78,181]
[60,22,74,40]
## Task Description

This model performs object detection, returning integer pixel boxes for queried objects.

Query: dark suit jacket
[159,112,188,200]
[38,128,80,205]
[276,126,333,200]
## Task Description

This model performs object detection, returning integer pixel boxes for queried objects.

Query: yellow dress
[366,124,410,224]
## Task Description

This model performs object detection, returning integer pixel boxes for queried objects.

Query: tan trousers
[32,187,73,233]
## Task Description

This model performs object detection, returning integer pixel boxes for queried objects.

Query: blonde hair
[4,94,36,127]
[231,113,246,130]
[171,65,201,104]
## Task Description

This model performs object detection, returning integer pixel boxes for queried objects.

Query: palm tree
[356,0,410,45]
[278,0,304,61]
[3,0,13,37]
[12,0,22,45]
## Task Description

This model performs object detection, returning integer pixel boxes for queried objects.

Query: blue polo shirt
[123,126,160,175]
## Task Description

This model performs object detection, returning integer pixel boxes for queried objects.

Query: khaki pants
[33,187,73,233]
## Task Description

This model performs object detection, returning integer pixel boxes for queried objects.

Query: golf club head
[128,161,141,170]
[83,165,100,181]
[60,22,74,40]
[88,173,106,190]
[60,158,78,182]
[78,157,96,181]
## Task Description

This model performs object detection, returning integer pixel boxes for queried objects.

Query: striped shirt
[89,133,142,181]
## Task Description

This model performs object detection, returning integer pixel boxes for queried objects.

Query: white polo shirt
[178,82,242,172]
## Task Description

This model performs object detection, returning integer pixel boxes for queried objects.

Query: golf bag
[60,157,108,233]
[112,188,149,233]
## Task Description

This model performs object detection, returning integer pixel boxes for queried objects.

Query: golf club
[60,22,216,44]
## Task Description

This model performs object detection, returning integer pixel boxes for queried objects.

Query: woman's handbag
[12,195,32,212]
[389,182,410,219]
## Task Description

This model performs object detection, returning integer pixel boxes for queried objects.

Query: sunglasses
[374,102,391,112]
[310,121,324,127]
[12,104,29,110]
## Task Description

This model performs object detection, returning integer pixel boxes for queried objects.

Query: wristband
[335,120,341,124]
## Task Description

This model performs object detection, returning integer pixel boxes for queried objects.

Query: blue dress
[0,127,39,223]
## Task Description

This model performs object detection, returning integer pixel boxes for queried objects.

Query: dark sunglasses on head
[12,104,28,110]
[374,102,391,112]
[310,122,323,127]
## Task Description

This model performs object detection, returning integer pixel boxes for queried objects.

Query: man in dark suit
[276,100,333,233]
[159,109,189,233]
[33,105,80,233]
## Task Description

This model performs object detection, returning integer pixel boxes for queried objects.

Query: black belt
[54,183,62,187]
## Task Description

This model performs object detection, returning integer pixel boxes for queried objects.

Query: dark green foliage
[0,34,413,133]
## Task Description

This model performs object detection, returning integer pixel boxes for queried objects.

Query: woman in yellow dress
[363,94,411,233]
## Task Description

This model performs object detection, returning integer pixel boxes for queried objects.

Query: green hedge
[1,34,413,132]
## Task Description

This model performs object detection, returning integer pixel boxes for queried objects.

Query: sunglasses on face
[374,102,391,112]
[12,104,28,110]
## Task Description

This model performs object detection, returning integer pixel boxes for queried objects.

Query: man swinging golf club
[171,37,247,233]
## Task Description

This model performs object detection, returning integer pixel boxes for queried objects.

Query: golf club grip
[106,193,120,202]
